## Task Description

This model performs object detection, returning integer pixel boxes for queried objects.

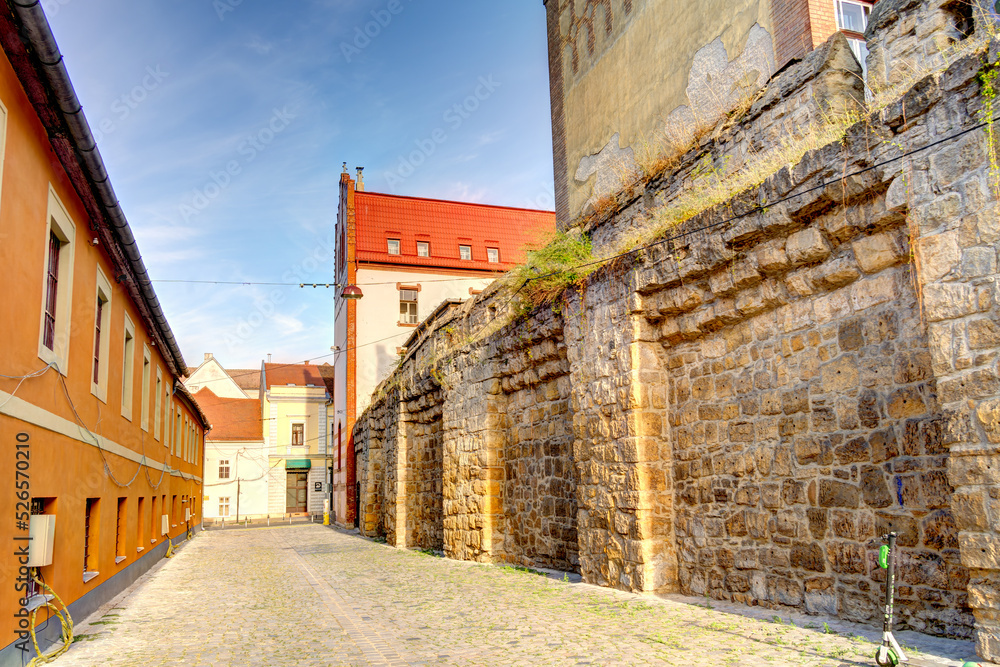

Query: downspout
[11,0,188,378]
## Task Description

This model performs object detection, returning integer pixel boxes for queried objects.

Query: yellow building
[261,363,334,516]
[0,3,208,664]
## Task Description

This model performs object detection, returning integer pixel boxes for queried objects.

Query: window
[90,269,113,400]
[174,409,181,456]
[417,241,429,257]
[84,498,99,578]
[219,497,230,517]
[136,497,146,552]
[835,0,870,32]
[38,188,76,372]
[835,0,871,83]
[487,247,499,263]
[387,238,400,255]
[154,370,162,440]
[141,347,151,430]
[399,289,418,325]
[337,422,342,470]
[171,495,178,526]
[115,497,127,563]
[219,459,230,479]
[121,316,135,419]
[92,297,104,383]
[292,423,305,447]
[149,496,158,544]
[459,244,472,261]
[43,232,61,351]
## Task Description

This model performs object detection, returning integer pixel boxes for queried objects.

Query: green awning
[286,459,311,470]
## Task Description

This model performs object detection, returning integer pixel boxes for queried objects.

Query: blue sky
[45,0,554,370]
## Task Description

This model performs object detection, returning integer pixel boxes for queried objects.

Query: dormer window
[459,245,472,261]
[417,241,429,257]
[387,239,400,255]
[487,248,499,263]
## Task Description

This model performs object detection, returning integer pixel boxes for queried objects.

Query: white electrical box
[161,514,169,536]
[185,508,190,522]
[27,515,56,567]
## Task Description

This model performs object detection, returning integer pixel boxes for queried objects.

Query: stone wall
[354,6,1000,659]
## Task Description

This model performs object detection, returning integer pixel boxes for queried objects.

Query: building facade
[333,168,556,527]
[193,387,267,520]
[545,0,876,222]
[0,4,208,664]
[262,363,333,517]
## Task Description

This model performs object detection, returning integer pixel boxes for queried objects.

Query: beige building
[261,363,333,516]
[545,0,875,222]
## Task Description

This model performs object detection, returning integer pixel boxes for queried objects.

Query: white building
[331,166,556,527]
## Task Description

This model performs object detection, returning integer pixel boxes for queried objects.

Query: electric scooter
[875,532,982,667]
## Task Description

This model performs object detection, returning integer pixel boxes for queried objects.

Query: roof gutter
[8,0,188,378]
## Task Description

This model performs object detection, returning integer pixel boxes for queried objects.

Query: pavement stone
[50,524,983,666]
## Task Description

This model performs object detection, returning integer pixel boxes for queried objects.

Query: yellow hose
[165,539,175,558]
[26,571,73,667]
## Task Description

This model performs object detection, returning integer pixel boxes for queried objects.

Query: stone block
[886,386,928,418]
[917,193,961,234]
[822,355,859,393]
[852,232,902,274]
[819,479,860,508]
[959,532,1000,570]
[968,317,1000,350]
[755,239,790,273]
[962,246,997,278]
[786,228,832,266]
[949,454,1000,487]
[850,273,898,311]
[923,283,978,322]
[922,509,959,550]
[917,230,960,281]
[875,512,919,547]
[790,541,826,572]
[976,398,1000,443]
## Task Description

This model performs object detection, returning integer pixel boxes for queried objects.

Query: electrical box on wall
[27,515,56,567]
[185,508,190,522]
[161,514,169,536]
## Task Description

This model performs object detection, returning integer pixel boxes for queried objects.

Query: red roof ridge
[356,189,555,215]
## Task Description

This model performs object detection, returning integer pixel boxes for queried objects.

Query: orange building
[0,4,209,664]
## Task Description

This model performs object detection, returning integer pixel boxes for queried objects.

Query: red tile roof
[228,369,262,392]
[354,191,556,272]
[193,388,262,441]
[264,363,326,390]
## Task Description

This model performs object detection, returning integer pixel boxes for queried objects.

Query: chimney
[342,161,348,174]
[356,167,364,191]
[267,353,272,363]
[204,352,213,361]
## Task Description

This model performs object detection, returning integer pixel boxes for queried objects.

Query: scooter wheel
[874,648,899,666]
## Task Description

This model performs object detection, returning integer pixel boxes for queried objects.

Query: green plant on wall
[980,54,1000,204]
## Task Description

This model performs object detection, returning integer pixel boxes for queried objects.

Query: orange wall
[0,45,204,651]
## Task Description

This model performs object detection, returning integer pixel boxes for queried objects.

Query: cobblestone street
[53,525,976,667]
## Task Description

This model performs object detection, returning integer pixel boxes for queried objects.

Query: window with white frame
[219,497,230,517]
[154,369,162,440]
[487,247,499,263]
[291,423,305,447]
[219,459,230,479]
[140,347,151,431]
[38,188,77,373]
[835,0,872,83]
[387,238,400,255]
[121,316,135,420]
[459,244,472,261]
[399,289,418,324]
[91,268,112,400]
[417,241,429,257]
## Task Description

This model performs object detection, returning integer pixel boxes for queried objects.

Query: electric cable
[25,570,73,667]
